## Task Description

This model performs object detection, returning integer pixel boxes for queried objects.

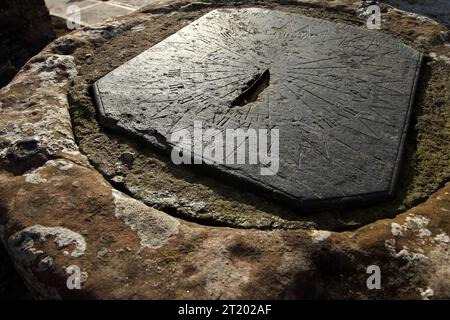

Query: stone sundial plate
[93,8,422,209]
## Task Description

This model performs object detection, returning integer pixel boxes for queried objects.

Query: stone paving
[45,0,163,26]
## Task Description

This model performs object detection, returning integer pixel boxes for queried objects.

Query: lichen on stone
[8,225,87,263]
[112,189,180,249]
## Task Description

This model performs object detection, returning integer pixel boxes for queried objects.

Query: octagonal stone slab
[93,8,422,209]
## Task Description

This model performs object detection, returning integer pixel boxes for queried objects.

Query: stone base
[0,0,449,299]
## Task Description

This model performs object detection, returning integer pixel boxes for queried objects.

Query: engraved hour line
[298,134,331,161]
[173,32,256,67]
[358,115,396,128]
[287,81,385,142]
[226,23,269,60]
[341,123,380,140]
[297,132,383,179]
[338,34,371,48]
[328,136,390,168]
[182,70,247,74]
[289,23,310,35]
[361,49,404,61]
[286,74,353,95]
[367,106,396,123]
[190,27,260,65]
[267,18,294,59]
[220,87,242,100]
[131,98,176,104]
[282,84,315,113]
[294,155,350,197]
[179,92,210,105]
[214,76,254,90]
[162,38,247,68]
[298,81,352,110]
[285,69,335,78]
[291,65,349,70]
[219,21,250,52]
[285,68,360,84]
[167,35,228,58]
[192,61,254,69]
[293,178,325,199]
[289,82,344,112]
[373,79,405,85]
[171,103,215,129]
[203,21,273,63]
[372,84,407,96]
[199,58,256,70]
[195,127,228,150]
[149,103,175,119]
[295,56,340,65]
[191,73,248,83]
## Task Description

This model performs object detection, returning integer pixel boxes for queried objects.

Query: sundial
[93,8,422,208]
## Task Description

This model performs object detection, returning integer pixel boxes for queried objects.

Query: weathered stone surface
[0,0,56,88]
[94,8,422,208]
[0,156,449,299]
[0,0,449,300]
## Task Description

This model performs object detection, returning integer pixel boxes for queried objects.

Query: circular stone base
[69,1,450,230]
[0,0,449,300]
